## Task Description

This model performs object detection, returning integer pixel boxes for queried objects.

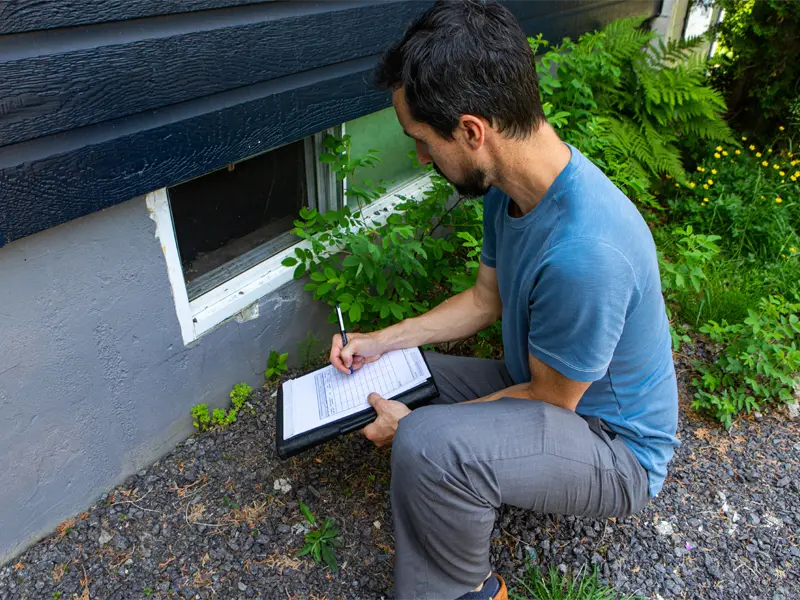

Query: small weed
[143,586,153,596]
[118,514,125,521]
[191,382,252,431]
[222,495,241,510]
[52,593,61,600]
[191,404,211,431]
[296,500,342,571]
[266,350,289,381]
[297,331,322,369]
[252,529,259,537]
[230,382,252,411]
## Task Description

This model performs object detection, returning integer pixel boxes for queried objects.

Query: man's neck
[491,123,572,217]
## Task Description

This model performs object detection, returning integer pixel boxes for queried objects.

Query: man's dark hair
[375,0,545,140]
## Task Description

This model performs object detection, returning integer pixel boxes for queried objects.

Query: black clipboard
[276,350,439,460]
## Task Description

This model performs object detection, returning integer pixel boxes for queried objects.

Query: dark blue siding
[0,0,660,246]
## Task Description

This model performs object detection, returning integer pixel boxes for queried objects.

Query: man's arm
[333,262,501,373]
[464,352,590,411]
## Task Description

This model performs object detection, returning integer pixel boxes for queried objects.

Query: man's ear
[458,114,486,150]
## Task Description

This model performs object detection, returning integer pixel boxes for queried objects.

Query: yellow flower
[773,164,780,169]
[749,145,756,151]
[722,151,729,156]
[742,136,748,141]
[675,183,680,188]
[779,126,785,131]
[789,153,794,158]
[703,184,709,189]
[689,182,696,188]
[761,195,766,199]
[791,247,797,253]
[735,149,741,155]
[780,171,785,176]
[795,171,800,177]
[707,179,714,185]
[711,169,717,175]
[714,152,721,159]
[762,161,769,167]
[768,148,773,153]
[756,152,763,158]
[716,146,723,152]
[696,166,705,172]
[703,197,709,202]
[776,197,783,203]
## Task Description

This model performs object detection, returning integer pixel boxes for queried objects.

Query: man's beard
[433,163,490,198]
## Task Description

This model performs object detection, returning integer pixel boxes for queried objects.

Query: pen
[336,304,354,374]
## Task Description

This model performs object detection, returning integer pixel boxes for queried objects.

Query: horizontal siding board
[0,0,278,34]
[0,59,388,243]
[515,0,659,45]
[0,1,431,146]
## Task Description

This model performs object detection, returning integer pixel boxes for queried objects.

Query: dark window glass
[168,140,306,300]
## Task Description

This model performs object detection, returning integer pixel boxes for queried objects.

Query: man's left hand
[361,392,411,447]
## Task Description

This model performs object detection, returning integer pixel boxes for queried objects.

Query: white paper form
[282,347,430,439]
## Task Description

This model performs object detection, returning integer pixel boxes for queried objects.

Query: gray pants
[392,352,650,600]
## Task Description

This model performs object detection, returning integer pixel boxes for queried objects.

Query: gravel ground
[1,353,798,600]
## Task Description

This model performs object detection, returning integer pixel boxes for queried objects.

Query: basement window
[147,111,429,345]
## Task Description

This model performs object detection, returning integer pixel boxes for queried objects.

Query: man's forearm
[374,286,500,352]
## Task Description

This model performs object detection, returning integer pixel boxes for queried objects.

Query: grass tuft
[509,564,644,600]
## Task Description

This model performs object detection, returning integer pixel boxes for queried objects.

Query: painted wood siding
[0,0,660,247]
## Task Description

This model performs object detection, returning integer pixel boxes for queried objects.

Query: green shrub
[658,225,721,349]
[709,0,800,139]
[667,139,799,260]
[530,16,732,212]
[692,295,800,427]
[284,134,482,329]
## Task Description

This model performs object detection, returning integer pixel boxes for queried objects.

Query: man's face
[392,88,490,198]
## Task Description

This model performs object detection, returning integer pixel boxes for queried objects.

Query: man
[329,2,679,599]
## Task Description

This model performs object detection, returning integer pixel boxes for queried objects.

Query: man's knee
[392,405,455,481]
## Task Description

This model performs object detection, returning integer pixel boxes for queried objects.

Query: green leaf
[297,544,313,557]
[321,543,338,571]
[293,264,306,279]
[320,153,336,164]
[281,257,298,267]
[299,500,316,526]
[310,271,327,282]
[349,303,362,323]
[342,255,361,268]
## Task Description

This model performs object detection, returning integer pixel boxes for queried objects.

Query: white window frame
[146,161,431,345]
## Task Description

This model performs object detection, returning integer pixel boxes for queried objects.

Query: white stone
[273,478,292,494]
[98,529,114,546]
[655,521,675,536]
[373,520,381,529]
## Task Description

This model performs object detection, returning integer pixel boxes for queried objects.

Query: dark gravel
[1,353,798,600]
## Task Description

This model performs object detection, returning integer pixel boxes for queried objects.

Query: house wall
[0,197,335,563]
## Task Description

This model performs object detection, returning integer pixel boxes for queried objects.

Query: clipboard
[276,349,438,460]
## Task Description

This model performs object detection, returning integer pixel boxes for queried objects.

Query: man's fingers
[330,334,353,375]
[368,392,385,411]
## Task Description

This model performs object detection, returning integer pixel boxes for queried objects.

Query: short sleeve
[528,239,639,382]
[480,188,502,268]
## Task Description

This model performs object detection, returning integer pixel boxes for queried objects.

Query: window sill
[146,173,432,345]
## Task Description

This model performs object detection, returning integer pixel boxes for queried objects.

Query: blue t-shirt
[481,144,679,497]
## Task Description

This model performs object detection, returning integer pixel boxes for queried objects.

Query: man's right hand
[330,332,384,375]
